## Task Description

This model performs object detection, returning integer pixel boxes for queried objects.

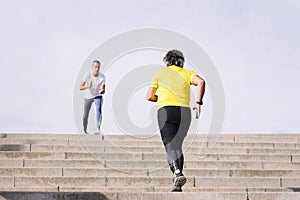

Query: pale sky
[0,0,299,134]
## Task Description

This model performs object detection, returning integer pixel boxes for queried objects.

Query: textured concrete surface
[1,133,300,199]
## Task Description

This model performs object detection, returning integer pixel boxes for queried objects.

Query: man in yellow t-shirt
[146,49,205,192]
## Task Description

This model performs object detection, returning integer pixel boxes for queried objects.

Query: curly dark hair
[163,49,185,68]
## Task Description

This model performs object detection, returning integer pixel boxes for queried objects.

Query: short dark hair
[92,60,101,65]
[163,49,185,68]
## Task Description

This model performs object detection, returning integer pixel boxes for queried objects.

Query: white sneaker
[94,128,100,134]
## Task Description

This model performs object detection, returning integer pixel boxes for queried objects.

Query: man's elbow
[199,78,205,86]
[192,75,205,86]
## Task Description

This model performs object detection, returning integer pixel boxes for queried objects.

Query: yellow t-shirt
[150,65,197,108]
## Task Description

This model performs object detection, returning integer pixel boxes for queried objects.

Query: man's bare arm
[146,87,158,102]
[192,75,205,119]
[80,81,92,90]
[192,75,205,103]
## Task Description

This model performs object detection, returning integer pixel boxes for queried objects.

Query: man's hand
[193,104,201,119]
[99,85,105,94]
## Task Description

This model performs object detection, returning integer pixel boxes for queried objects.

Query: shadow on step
[289,188,300,192]
[0,145,24,151]
[0,192,109,200]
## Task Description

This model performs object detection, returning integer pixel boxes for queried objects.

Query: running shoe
[171,175,186,192]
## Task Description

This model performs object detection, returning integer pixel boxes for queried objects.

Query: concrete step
[0,139,69,146]
[0,152,66,159]
[8,176,194,187]
[247,192,300,200]
[1,168,299,178]
[0,144,31,151]
[2,133,300,198]
[60,186,296,193]
[16,159,300,169]
[23,159,105,168]
[0,186,296,193]
[2,140,300,153]
[2,138,300,149]
[0,133,232,140]
[0,133,84,139]
[3,143,300,155]
[149,169,300,178]
[0,176,300,193]
[32,145,300,154]
[67,152,295,162]
[0,134,230,141]
[45,168,300,178]
[0,191,244,200]
[1,176,300,190]
[154,187,296,193]
[103,160,300,170]
[1,191,300,200]
[0,168,62,177]
[1,151,299,162]
[104,192,300,200]
[235,136,300,143]
[16,159,245,168]
[2,133,300,142]
[0,160,23,168]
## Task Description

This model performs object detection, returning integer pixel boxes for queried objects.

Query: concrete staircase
[1,133,300,200]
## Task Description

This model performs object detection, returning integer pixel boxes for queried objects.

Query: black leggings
[158,106,191,175]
